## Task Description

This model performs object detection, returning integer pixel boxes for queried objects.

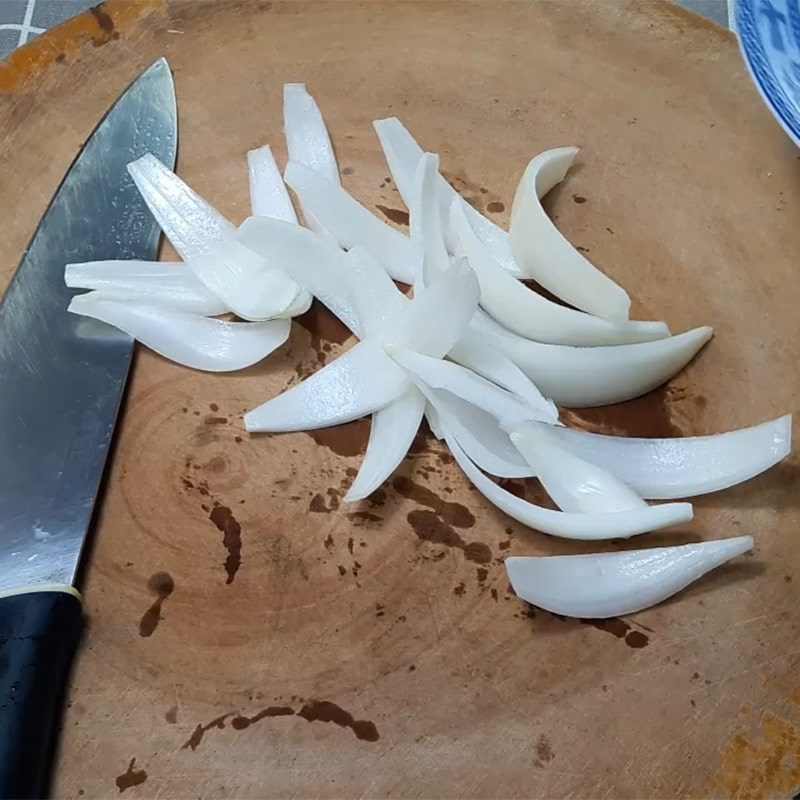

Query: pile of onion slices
[66,84,791,620]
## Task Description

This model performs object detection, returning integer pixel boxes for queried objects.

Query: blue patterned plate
[737,0,800,146]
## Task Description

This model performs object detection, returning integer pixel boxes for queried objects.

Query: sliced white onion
[443,428,693,539]
[505,536,754,618]
[425,387,531,479]
[341,246,407,338]
[65,260,228,316]
[509,147,631,323]
[284,83,339,236]
[387,346,541,428]
[188,234,302,321]
[247,145,298,223]
[473,317,713,407]
[452,201,668,347]
[410,152,451,288]
[284,160,415,283]
[238,216,362,336]
[345,389,426,502]
[449,333,558,422]
[509,423,647,513]
[383,259,479,358]
[68,292,289,372]
[541,415,792,500]
[127,154,232,261]
[372,117,523,277]
[245,339,408,433]
[283,83,340,185]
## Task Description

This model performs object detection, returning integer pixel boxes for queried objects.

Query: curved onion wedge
[449,333,558,422]
[65,260,228,316]
[410,153,451,288]
[248,146,298,223]
[245,339,408,433]
[424,387,531,479]
[345,390,426,502]
[188,234,302,321]
[509,147,631,323]
[284,83,339,236]
[68,292,289,372]
[452,202,668,347]
[505,536,754,618]
[283,83,340,185]
[281,289,313,318]
[341,247,407,338]
[541,415,792,500]
[284,161,415,283]
[509,424,646,513]
[372,117,523,277]
[388,346,540,428]
[444,429,693,539]
[474,320,713,407]
[128,154,232,261]
[238,216,362,335]
[384,259,479,357]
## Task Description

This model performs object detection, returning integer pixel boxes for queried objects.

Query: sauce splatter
[209,506,242,584]
[138,572,174,637]
[115,758,147,793]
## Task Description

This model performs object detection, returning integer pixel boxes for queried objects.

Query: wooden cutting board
[1,1,799,797]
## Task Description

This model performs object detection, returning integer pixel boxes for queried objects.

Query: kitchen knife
[0,59,177,798]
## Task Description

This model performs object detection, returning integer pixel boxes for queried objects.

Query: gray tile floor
[0,0,733,62]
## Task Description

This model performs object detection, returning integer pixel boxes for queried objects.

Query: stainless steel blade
[0,59,177,591]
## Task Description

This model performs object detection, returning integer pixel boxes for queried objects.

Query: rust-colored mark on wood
[165,705,178,724]
[0,1,164,93]
[534,734,555,768]
[182,713,231,751]
[297,700,379,742]
[375,204,410,226]
[308,418,370,457]
[714,712,800,797]
[580,617,650,648]
[138,571,174,637]
[231,706,295,730]
[209,506,242,584]
[115,758,147,793]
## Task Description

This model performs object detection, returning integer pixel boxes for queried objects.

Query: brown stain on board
[392,476,475,528]
[115,758,147,793]
[165,705,178,724]
[407,509,491,564]
[183,701,379,750]
[209,506,242,584]
[0,1,163,93]
[297,700,379,742]
[375,204,410,226]
[486,201,505,213]
[309,418,370,457]
[295,299,352,348]
[581,617,650,649]
[714,712,800,797]
[534,734,555,768]
[564,385,684,438]
[138,571,174,637]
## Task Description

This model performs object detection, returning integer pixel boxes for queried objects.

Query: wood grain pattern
[0,1,799,797]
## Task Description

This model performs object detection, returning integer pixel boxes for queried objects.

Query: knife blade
[0,59,177,798]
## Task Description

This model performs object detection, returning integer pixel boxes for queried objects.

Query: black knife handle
[0,588,82,800]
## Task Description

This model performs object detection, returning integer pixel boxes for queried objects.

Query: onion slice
[372,117,523,277]
[505,536,754,618]
[238,216,362,336]
[539,415,792,500]
[388,346,550,427]
[284,161,415,283]
[509,147,631,323]
[188,234,303,321]
[345,390,426,502]
[509,423,647,513]
[68,292,289,372]
[65,260,228,316]
[127,154,232,261]
[284,83,340,236]
[473,317,713,407]
[443,428,693,539]
[410,152,451,288]
[248,145,299,223]
[245,339,409,432]
[452,201,668,346]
